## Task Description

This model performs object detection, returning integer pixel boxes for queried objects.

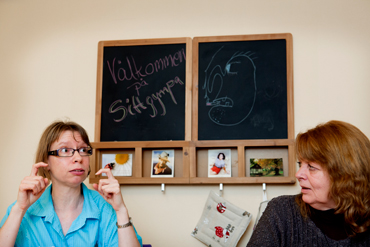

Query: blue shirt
[0,183,142,247]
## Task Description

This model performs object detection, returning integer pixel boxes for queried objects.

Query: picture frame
[101,153,133,176]
[250,158,284,177]
[151,149,175,177]
[208,149,232,178]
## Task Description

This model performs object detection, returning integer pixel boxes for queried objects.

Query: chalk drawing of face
[202,47,257,126]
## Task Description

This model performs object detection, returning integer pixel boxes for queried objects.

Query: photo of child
[208,149,231,178]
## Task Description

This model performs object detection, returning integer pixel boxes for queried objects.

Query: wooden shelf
[90,140,296,185]
[190,177,296,185]
[92,141,192,149]
[90,141,191,185]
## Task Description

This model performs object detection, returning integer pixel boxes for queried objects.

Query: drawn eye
[225,61,240,75]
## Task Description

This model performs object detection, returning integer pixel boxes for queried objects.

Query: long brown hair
[295,120,370,237]
[35,120,91,180]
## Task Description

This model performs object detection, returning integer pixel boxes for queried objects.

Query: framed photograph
[250,158,284,177]
[151,150,175,178]
[208,149,232,178]
[102,153,133,176]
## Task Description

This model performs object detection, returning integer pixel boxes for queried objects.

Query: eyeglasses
[48,147,93,157]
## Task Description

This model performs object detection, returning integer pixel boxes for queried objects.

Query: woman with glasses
[0,120,142,247]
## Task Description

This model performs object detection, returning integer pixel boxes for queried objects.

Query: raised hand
[93,168,126,211]
[16,162,50,212]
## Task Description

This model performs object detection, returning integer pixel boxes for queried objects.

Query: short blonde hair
[295,120,370,236]
[35,120,91,180]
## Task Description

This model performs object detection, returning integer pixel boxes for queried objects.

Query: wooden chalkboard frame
[90,37,193,185]
[94,37,192,142]
[192,33,294,141]
[190,33,295,184]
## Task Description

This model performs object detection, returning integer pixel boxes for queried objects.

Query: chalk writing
[126,78,149,96]
[109,76,184,122]
[100,42,187,141]
[106,48,186,88]
[105,47,186,122]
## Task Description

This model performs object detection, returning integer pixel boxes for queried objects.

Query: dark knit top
[247,195,370,247]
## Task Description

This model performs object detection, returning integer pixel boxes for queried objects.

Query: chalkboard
[96,38,191,142]
[194,34,293,141]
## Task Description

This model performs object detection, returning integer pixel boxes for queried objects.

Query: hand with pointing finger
[93,168,126,212]
[15,162,50,212]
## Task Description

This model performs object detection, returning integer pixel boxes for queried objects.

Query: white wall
[1,0,370,246]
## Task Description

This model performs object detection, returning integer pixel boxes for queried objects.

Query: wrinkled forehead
[51,130,86,148]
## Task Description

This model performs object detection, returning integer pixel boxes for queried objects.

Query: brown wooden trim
[91,34,295,186]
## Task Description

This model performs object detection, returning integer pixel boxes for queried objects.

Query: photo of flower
[102,153,133,176]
